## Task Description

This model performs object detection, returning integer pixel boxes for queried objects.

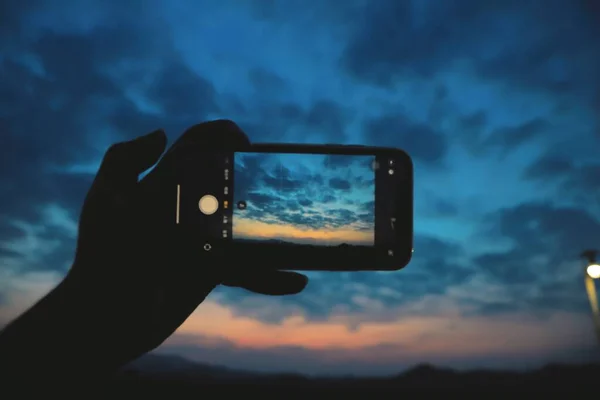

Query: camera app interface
[232,152,375,248]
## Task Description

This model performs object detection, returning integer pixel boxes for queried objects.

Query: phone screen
[232,152,376,249]
[172,143,411,270]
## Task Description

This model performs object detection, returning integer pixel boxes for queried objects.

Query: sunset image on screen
[232,153,375,247]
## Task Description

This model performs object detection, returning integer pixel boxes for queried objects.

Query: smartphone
[173,144,413,271]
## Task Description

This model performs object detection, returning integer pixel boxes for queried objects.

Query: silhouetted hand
[54,120,308,370]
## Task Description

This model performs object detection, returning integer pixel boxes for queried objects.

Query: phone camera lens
[237,200,247,210]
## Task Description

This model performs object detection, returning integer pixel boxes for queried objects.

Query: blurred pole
[584,274,600,344]
[582,250,600,345]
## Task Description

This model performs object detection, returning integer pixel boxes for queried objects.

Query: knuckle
[103,141,129,163]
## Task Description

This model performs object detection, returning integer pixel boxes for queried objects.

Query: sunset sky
[2,0,600,376]
[232,153,375,245]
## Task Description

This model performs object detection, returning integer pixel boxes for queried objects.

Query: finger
[97,129,167,187]
[166,119,250,156]
[143,120,250,186]
[222,271,308,295]
[151,230,223,329]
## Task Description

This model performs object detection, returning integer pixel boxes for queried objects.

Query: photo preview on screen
[232,152,376,250]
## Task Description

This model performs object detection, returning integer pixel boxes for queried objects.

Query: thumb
[97,129,167,187]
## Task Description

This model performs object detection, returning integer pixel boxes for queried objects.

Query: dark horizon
[109,352,600,393]
[130,350,600,379]
[233,237,372,247]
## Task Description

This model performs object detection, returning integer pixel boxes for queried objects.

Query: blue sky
[232,152,375,245]
[1,0,600,375]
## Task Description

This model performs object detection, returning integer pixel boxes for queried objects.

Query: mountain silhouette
[109,353,600,394]
[123,353,260,380]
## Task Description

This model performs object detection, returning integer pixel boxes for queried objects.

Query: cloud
[342,0,600,155]
[470,202,600,314]
[212,200,600,327]
[524,152,600,209]
[157,301,600,375]
[342,1,600,97]
[214,233,474,325]
[237,98,353,143]
[362,113,448,166]
[420,195,460,219]
[0,205,77,274]
[457,113,551,157]
[247,67,288,94]
[0,23,166,208]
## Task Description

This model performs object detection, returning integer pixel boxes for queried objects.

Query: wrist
[61,269,139,369]
[0,275,108,380]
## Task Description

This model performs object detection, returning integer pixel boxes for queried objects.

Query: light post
[581,250,600,344]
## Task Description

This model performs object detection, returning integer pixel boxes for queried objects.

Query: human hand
[64,120,308,368]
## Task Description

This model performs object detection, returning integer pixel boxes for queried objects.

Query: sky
[232,152,375,245]
[1,0,600,376]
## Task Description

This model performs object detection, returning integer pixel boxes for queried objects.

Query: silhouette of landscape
[233,238,373,270]
[107,354,600,394]
[235,237,367,248]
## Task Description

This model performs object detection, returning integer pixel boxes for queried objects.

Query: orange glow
[1,275,596,369]
[170,299,595,361]
[233,217,373,245]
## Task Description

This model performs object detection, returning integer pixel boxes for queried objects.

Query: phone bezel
[224,143,413,271]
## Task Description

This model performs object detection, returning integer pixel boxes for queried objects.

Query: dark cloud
[362,113,447,166]
[0,0,43,46]
[343,1,600,97]
[486,202,600,266]
[215,233,474,325]
[329,178,351,191]
[456,111,488,153]
[424,197,460,219]
[247,0,365,30]
[148,63,219,120]
[458,113,550,157]
[486,118,549,151]
[471,202,600,315]
[524,153,600,206]
[239,99,352,143]
[525,153,573,179]
[343,1,600,150]
[236,69,354,143]
[465,273,588,319]
[475,2,600,97]
[248,67,287,93]
[343,0,509,85]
